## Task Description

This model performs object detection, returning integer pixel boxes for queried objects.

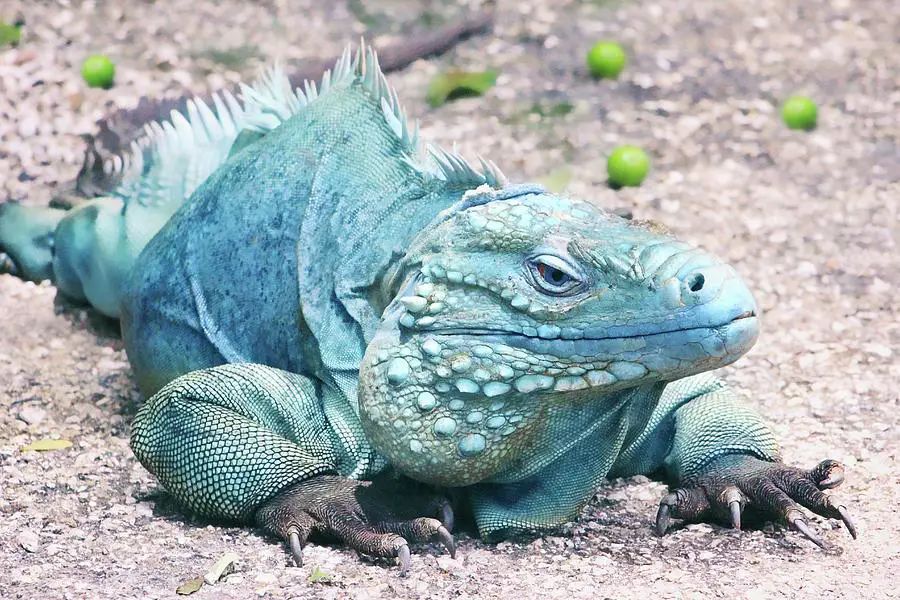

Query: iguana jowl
[0,44,856,573]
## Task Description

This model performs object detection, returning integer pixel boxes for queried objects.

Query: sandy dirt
[1,0,898,598]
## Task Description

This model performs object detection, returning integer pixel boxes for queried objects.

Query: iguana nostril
[687,272,705,292]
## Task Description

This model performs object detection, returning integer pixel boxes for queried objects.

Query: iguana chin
[0,44,855,573]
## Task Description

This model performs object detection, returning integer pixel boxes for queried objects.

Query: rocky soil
[1,0,898,598]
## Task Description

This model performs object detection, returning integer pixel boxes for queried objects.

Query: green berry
[587,42,627,79]
[607,145,650,188]
[81,55,116,89]
[781,96,818,131]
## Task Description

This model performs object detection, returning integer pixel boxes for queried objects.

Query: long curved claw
[722,487,743,530]
[837,506,857,539]
[729,500,742,530]
[440,501,455,533]
[655,494,674,536]
[397,544,411,577]
[436,525,456,559]
[791,517,827,549]
[288,530,304,567]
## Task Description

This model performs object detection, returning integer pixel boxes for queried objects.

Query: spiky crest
[236,41,504,190]
[106,42,505,211]
[111,88,246,211]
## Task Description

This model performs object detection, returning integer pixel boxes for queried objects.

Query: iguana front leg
[130,363,454,573]
[655,456,855,547]
[256,474,455,574]
[611,373,857,547]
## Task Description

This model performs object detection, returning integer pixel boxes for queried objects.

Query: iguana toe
[655,456,857,548]
[255,474,455,574]
[376,517,456,561]
[809,458,845,489]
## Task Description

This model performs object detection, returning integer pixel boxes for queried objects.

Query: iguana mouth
[425,310,757,342]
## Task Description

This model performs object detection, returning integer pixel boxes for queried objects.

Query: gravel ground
[1,0,898,598]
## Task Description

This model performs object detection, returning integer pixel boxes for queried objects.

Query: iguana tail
[0,202,65,282]
[0,70,290,317]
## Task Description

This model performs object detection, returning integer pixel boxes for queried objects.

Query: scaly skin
[1,44,856,573]
[351,186,853,545]
[358,189,763,536]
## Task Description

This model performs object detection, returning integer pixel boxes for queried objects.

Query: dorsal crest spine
[108,42,506,212]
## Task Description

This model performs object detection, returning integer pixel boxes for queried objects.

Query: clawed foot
[255,474,455,575]
[656,457,857,548]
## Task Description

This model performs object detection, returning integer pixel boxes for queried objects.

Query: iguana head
[359,185,759,486]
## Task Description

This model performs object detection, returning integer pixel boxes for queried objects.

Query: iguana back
[120,47,506,478]
[121,47,502,392]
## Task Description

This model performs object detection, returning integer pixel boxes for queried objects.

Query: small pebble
[17,405,46,425]
[18,529,40,553]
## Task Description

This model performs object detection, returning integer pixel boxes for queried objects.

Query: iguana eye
[527,255,583,295]
[537,263,570,286]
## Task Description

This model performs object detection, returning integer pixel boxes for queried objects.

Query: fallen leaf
[175,577,204,595]
[21,439,73,452]
[426,69,498,107]
[307,565,332,584]
[0,21,21,47]
[537,167,572,193]
[204,552,238,585]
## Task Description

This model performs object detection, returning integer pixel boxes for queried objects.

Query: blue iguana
[0,44,855,573]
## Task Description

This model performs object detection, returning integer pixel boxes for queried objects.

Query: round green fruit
[781,96,818,131]
[81,55,116,89]
[607,145,650,188]
[587,41,627,79]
